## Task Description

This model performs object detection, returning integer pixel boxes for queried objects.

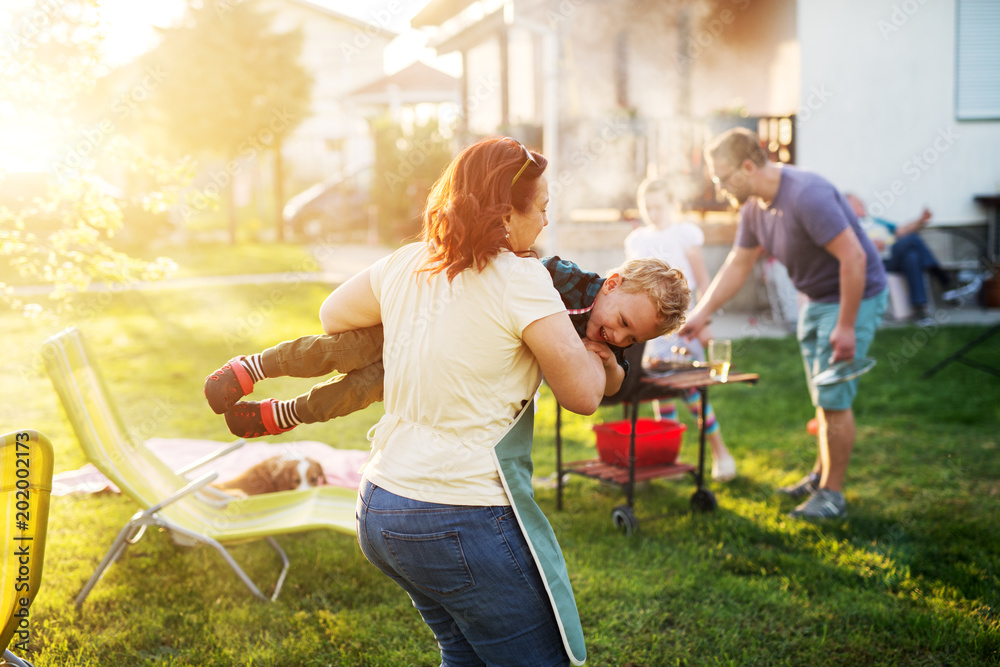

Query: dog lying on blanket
[211,455,325,497]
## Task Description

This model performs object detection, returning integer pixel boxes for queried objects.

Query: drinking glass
[708,339,732,382]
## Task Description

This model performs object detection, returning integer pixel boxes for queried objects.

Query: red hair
[420,136,547,281]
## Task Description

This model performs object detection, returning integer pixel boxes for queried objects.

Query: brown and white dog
[211,455,325,497]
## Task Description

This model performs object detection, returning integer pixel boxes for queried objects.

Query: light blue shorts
[798,289,888,411]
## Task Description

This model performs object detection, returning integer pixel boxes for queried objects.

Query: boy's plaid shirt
[541,255,630,375]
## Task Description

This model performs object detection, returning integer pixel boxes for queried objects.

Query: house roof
[346,61,460,105]
[428,6,503,53]
[410,0,477,28]
[283,0,398,38]
[409,0,506,54]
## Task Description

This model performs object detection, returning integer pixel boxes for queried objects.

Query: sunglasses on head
[510,140,539,185]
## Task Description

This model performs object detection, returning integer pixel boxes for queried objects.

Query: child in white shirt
[624,176,737,482]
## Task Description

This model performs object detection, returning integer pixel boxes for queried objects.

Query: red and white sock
[274,399,302,430]
[260,398,302,434]
[240,353,267,383]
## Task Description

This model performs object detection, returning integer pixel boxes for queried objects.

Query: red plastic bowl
[593,418,686,468]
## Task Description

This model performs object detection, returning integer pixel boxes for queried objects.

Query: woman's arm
[581,338,625,396]
[522,313,606,415]
[319,267,382,334]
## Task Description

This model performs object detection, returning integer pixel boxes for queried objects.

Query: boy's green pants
[259,325,385,423]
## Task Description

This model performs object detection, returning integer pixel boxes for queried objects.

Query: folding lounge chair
[2,429,54,667]
[42,327,359,609]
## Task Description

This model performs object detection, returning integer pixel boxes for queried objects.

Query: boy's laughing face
[585,273,660,347]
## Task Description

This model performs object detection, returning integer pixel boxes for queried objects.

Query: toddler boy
[205,255,690,437]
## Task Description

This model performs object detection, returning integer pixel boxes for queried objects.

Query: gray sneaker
[777,472,820,499]
[788,488,847,520]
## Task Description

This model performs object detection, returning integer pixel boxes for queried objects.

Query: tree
[371,115,453,242]
[0,0,186,316]
[142,0,312,243]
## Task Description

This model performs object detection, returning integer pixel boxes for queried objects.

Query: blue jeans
[883,235,940,307]
[356,481,571,667]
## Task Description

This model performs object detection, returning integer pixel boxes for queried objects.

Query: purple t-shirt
[736,166,887,303]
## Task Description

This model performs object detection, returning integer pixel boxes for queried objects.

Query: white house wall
[797,0,1000,226]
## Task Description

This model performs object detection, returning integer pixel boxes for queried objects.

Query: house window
[956,0,1000,120]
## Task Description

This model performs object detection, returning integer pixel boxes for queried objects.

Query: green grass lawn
[4,282,999,666]
[0,241,317,287]
[126,241,322,279]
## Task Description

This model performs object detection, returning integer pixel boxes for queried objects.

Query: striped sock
[683,388,719,434]
[659,401,679,422]
[241,353,267,383]
[273,399,302,430]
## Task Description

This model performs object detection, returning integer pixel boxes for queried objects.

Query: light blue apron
[491,403,587,665]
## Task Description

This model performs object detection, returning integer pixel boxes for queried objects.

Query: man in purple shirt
[680,128,888,520]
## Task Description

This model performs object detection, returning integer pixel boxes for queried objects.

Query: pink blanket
[52,438,368,496]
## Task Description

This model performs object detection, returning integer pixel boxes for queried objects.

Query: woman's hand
[523,313,606,415]
[582,339,625,396]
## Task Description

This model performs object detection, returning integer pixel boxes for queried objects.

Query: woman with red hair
[321,137,603,665]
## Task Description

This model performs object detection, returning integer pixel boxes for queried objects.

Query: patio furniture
[922,323,1000,379]
[42,327,359,608]
[1,429,54,667]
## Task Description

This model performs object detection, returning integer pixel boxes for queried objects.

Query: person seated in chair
[845,193,953,325]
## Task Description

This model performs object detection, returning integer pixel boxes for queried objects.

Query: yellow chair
[42,327,359,609]
[1,429,53,667]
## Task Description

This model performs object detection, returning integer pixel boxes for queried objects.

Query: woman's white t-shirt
[365,242,566,506]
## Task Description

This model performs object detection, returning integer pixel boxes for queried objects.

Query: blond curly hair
[610,257,691,338]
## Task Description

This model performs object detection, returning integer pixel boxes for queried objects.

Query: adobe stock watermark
[547,114,635,200]
[796,84,834,123]
[877,0,930,40]
[439,73,501,127]
[867,125,960,218]
[883,308,950,373]
[674,0,752,74]
[544,0,586,27]
[220,242,351,351]
[222,256,322,351]
[382,133,446,193]
[340,1,406,62]
[212,0,244,17]
[175,107,297,222]
[383,279,467,367]
[51,66,169,183]
[382,74,501,193]
[0,0,68,60]
[870,452,965,577]
[127,397,177,444]
[14,272,175,387]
